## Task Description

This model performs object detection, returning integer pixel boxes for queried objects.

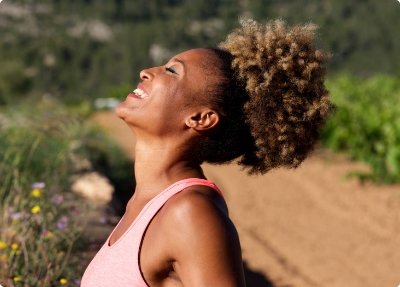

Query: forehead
[170,48,220,74]
[173,48,215,61]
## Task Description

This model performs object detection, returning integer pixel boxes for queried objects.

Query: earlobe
[185,110,220,131]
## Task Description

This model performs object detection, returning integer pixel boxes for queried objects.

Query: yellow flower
[31,189,42,197]
[31,205,41,214]
[11,243,19,250]
[0,241,7,249]
[0,254,8,262]
[16,250,21,255]
[60,278,68,284]
[44,231,53,239]
[13,276,21,282]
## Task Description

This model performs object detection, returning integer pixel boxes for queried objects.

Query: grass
[0,100,132,286]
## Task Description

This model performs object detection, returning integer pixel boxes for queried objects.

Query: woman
[82,19,333,286]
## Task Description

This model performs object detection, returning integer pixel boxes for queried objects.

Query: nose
[140,67,158,81]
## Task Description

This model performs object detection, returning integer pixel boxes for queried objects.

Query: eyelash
[166,66,177,74]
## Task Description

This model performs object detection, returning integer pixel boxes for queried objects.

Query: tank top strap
[130,178,223,243]
[125,178,223,285]
[154,178,224,203]
[81,178,223,287]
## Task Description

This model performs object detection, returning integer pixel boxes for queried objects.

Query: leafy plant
[322,74,400,183]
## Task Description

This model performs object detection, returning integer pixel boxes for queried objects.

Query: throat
[133,138,204,182]
[133,162,205,197]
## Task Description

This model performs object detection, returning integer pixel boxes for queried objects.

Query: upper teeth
[133,88,148,99]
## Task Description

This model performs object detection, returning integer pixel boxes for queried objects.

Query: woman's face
[116,48,221,137]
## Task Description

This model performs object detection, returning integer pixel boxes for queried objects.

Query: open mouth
[132,88,148,99]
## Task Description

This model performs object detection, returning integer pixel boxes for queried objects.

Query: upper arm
[162,191,245,287]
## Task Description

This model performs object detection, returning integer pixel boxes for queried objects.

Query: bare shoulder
[161,186,234,243]
[156,186,245,286]
[164,186,229,221]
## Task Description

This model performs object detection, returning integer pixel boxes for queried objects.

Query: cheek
[115,81,191,135]
[152,85,185,112]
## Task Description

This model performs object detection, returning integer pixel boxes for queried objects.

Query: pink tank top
[81,178,223,287]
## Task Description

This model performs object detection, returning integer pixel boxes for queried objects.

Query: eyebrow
[172,58,186,72]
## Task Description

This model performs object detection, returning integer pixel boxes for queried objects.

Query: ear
[185,109,220,131]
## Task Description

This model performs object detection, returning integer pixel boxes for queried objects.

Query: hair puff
[218,19,334,174]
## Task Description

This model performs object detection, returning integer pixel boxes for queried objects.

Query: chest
[108,201,179,286]
[109,197,150,245]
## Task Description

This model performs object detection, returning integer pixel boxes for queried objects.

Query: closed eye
[166,66,178,75]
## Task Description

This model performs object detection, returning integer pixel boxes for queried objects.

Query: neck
[132,137,205,201]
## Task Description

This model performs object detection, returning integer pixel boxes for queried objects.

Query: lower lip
[127,93,142,99]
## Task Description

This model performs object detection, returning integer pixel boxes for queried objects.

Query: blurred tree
[0,0,399,105]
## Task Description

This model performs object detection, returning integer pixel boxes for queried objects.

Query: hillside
[0,0,399,104]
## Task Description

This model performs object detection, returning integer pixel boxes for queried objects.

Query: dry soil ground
[91,111,400,287]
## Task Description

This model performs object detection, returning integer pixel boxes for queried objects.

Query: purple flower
[74,279,81,285]
[31,182,46,189]
[57,222,66,230]
[56,216,69,230]
[72,208,81,215]
[51,195,64,204]
[60,216,69,224]
[99,217,107,224]
[11,213,23,220]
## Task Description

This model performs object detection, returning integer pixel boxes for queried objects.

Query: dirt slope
[93,111,400,287]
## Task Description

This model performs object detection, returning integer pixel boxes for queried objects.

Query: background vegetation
[0,0,400,284]
[0,0,399,104]
[0,101,131,286]
[323,75,400,183]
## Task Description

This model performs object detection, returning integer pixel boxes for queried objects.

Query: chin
[115,103,139,131]
[114,102,127,120]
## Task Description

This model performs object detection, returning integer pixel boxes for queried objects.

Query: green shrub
[322,74,400,183]
[0,100,131,286]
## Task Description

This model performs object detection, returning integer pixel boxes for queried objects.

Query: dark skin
[114,48,246,287]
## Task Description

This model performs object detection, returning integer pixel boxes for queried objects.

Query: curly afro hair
[193,19,334,175]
